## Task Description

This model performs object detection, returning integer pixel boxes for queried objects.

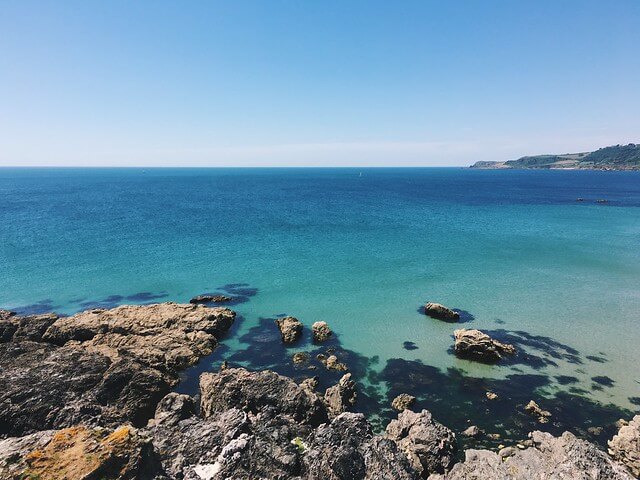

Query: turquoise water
[1,168,639,444]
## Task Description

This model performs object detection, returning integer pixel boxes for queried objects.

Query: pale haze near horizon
[1,1,639,167]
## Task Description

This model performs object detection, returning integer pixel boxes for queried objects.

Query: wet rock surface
[0,303,235,437]
[429,430,635,480]
[312,321,333,342]
[453,328,516,363]
[392,394,417,412]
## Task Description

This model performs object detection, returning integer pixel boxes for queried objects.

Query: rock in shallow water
[392,394,417,412]
[312,321,333,342]
[424,303,459,321]
[608,415,640,477]
[453,328,515,363]
[275,316,303,343]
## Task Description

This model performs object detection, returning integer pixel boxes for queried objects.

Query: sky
[1,1,639,167]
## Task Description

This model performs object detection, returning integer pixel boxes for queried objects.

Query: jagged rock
[0,429,55,478]
[199,367,329,426]
[292,351,310,366]
[189,294,232,304]
[424,303,459,321]
[0,303,234,438]
[2,425,163,480]
[324,354,348,371]
[430,431,635,479]
[453,329,515,363]
[304,413,417,479]
[275,316,303,343]
[300,376,319,392]
[608,415,640,477]
[386,409,457,477]
[312,321,333,342]
[325,373,357,418]
[392,394,417,412]
[462,426,481,438]
[524,400,551,424]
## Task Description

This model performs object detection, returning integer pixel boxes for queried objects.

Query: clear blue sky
[1,1,639,166]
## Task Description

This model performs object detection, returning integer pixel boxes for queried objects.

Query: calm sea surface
[1,167,639,445]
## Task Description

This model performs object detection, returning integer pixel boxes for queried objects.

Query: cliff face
[0,305,638,479]
[470,143,640,170]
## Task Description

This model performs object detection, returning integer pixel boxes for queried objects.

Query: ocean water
[1,167,639,446]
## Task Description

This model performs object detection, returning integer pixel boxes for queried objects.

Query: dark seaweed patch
[403,341,418,351]
[555,375,579,385]
[591,376,615,387]
[629,397,640,406]
[10,299,58,316]
[125,291,168,302]
[586,355,608,364]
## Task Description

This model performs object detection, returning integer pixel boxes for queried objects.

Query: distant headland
[470,143,640,170]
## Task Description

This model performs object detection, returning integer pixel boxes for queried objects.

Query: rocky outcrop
[0,303,234,437]
[304,413,417,479]
[275,316,303,343]
[392,394,417,412]
[453,328,515,363]
[424,303,459,321]
[189,294,232,304]
[461,426,481,439]
[312,321,333,342]
[608,415,640,477]
[0,425,162,480]
[386,409,457,477]
[199,367,329,426]
[429,431,635,479]
[325,373,357,418]
[322,354,348,371]
[524,400,552,424]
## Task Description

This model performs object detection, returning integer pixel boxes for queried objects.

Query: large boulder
[0,303,235,437]
[312,321,333,342]
[392,394,417,412]
[275,316,303,343]
[424,303,459,321]
[386,409,457,477]
[325,373,357,418]
[304,412,418,480]
[199,367,329,426]
[431,430,635,479]
[608,415,640,477]
[453,328,515,363]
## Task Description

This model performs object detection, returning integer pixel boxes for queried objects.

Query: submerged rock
[275,316,303,343]
[292,351,311,366]
[608,415,640,477]
[453,328,515,363]
[386,409,457,477]
[325,373,357,418]
[430,431,635,479]
[0,303,235,437]
[524,400,552,424]
[461,426,482,439]
[392,394,417,412]
[189,294,232,304]
[424,303,459,321]
[324,354,348,371]
[312,321,333,342]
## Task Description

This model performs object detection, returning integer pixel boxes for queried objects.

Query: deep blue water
[1,167,639,446]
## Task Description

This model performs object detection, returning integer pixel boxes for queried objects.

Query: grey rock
[392,394,417,412]
[424,303,459,321]
[275,316,303,343]
[386,409,458,477]
[325,373,357,418]
[453,329,516,363]
[312,321,333,342]
[462,426,481,438]
[189,294,232,304]
[608,415,640,477]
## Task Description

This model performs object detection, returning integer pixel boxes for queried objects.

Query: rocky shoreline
[0,302,638,479]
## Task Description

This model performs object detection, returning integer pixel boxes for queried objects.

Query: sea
[1,167,639,448]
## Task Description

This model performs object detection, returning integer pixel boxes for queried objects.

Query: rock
[487,433,501,441]
[292,351,310,366]
[300,376,319,392]
[275,316,303,343]
[486,391,498,400]
[2,425,163,480]
[325,354,348,371]
[325,373,357,418]
[386,409,457,477]
[589,426,604,436]
[524,400,552,424]
[189,294,232,304]
[608,415,640,477]
[392,394,417,412]
[462,426,481,438]
[498,446,516,458]
[304,413,417,479]
[434,430,635,479]
[453,329,516,363]
[0,429,55,478]
[424,303,459,321]
[0,303,234,437]
[199,367,329,426]
[312,321,333,342]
